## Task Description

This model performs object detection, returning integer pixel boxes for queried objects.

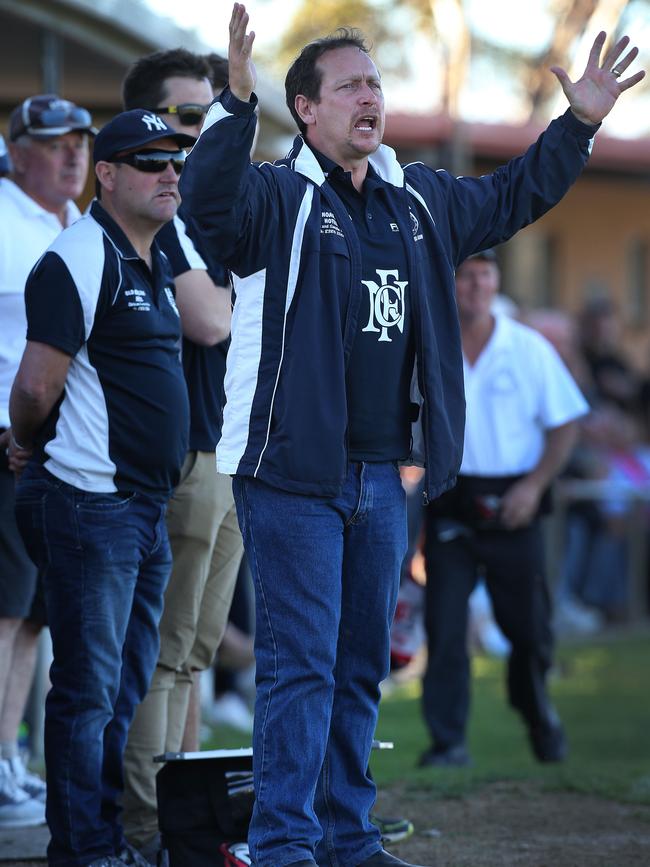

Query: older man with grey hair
[0,94,94,829]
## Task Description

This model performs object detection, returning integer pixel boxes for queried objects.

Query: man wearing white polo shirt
[420,248,588,768]
[0,95,94,828]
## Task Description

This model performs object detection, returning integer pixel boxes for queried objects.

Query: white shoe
[208,692,254,733]
[0,758,45,828]
[555,597,603,636]
[8,754,46,803]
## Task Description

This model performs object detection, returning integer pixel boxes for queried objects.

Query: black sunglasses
[153,103,212,126]
[109,149,187,175]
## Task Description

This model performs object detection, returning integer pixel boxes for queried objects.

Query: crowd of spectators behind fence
[523,298,650,624]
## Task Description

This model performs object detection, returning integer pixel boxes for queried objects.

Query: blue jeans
[233,462,407,867]
[15,464,171,867]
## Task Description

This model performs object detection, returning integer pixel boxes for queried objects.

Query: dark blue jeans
[233,462,407,867]
[15,464,171,867]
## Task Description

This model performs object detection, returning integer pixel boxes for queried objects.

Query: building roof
[384,111,650,175]
[0,0,295,157]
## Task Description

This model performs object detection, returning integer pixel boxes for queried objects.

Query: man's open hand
[229,3,257,102]
[551,31,645,125]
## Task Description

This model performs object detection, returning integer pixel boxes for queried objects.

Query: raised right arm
[179,3,278,276]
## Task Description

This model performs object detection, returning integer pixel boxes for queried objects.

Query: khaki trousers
[122,451,243,847]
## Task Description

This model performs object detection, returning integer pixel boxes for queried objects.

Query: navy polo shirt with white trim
[313,147,415,461]
[156,213,229,452]
[24,200,189,498]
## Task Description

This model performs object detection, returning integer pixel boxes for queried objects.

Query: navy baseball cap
[9,94,96,141]
[93,110,197,164]
[0,134,11,175]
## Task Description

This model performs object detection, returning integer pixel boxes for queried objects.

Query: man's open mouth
[354,116,377,131]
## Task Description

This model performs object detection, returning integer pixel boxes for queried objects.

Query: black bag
[155,740,393,866]
[155,749,254,867]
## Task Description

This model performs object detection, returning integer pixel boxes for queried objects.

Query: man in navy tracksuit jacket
[180,7,643,867]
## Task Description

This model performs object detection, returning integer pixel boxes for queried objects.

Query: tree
[262,0,649,129]
[264,0,471,118]
[526,0,631,119]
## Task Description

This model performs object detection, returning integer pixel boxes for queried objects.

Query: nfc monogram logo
[141,113,167,132]
[361,269,408,342]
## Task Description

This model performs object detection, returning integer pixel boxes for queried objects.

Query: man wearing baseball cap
[0,94,94,830]
[120,53,242,862]
[8,94,96,141]
[8,109,193,866]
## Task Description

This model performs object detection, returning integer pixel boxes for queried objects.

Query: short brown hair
[122,49,211,110]
[285,29,370,134]
[204,53,229,94]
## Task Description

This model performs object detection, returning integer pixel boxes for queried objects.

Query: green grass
[202,630,650,806]
[371,631,650,804]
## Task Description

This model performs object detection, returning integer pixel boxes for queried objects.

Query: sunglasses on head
[109,149,187,175]
[153,103,211,126]
[19,100,92,137]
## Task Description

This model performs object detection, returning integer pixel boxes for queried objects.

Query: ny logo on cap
[141,113,167,132]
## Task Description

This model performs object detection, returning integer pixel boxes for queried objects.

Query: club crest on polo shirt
[409,209,423,242]
[164,286,180,316]
[124,287,151,312]
[361,268,408,343]
[320,210,344,238]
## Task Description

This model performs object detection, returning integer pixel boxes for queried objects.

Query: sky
[144,0,650,135]
[145,0,553,54]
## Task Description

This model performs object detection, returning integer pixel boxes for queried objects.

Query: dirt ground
[377,780,650,867]
[4,780,650,866]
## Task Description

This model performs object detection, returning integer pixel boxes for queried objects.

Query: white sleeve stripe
[217,186,314,475]
[47,216,106,341]
[217,268,267,471]
[253,185,313,476]
[173,215,207,271]
[200,101,232,136]
[44,344,117,491]
[406,183,436,227]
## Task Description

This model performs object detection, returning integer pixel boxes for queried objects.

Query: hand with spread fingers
[228,3,257,102]
[551,31,645,126]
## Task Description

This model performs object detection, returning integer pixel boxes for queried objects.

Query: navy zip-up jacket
[180,87,596,501]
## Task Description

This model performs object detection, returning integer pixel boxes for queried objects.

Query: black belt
[428,473,552,529]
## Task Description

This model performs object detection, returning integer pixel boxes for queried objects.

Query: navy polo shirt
[157,213,229,452]
[313,147,415,461]
[24,200,189,498]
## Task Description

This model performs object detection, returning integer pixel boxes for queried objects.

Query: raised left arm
[551,31,645,125]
